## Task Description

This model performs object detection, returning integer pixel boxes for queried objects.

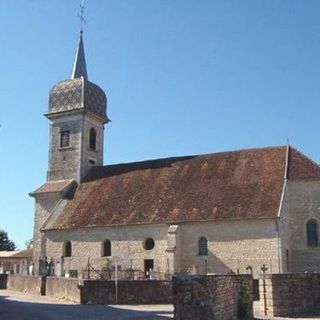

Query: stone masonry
[279,180,320,272]
[42,219,280,278]
[47,112,104,182]
[173,274,253,320]
[256,273,320,317]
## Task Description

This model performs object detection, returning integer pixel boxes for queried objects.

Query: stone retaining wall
[7,274,46,295]
[2,275,172,304]
[257,273,320,317]
[173,274,253,320]
[81,280,172,304]
[46,278,173,304]
[46,277,81,302]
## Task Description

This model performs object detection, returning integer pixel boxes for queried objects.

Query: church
[31,33,320,278]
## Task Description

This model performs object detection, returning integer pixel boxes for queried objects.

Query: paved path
[0,290,173,320]
[256,316,320,320]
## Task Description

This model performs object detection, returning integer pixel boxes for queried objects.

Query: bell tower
[31,3,109,275]
[46,33,109,182]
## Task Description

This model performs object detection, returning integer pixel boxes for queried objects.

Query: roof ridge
[97,145,288,169]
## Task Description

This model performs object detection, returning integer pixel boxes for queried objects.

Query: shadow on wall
[45,225,168,242]
[291,248,320,272]
[183,251,231,275]
[83,156,197,181]
[183,251,260,277]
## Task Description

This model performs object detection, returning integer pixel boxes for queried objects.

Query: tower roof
[71,33,88,80]
[47,33,108,121]
[47,78,107,120]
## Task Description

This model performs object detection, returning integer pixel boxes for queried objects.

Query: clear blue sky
[1,0,320,249]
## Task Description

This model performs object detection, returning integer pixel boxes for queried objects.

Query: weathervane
[78,0,86,34]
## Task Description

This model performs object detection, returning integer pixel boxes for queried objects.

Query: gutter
[276,179,287,273]
[276,144,290,272]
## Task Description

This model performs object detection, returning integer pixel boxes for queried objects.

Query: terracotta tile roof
[0,251,19,258]
[30,179,75,195]
[287,147,320,180]
[10,249,33,259]
[45,146,320,230]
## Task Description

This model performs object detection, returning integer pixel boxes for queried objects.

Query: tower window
[63,241,72,257]
[307,219,318,247]
[199,237,208,256]
[60,129,70,148]
[102,239,111,257]
[89,128,97,150]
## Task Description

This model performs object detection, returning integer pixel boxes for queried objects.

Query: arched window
[64,241,72,257]
[60,129,70,147]
[307,219,318,247]
[89,128,96,150]
[102,239,111,257]
[199,237,208,256]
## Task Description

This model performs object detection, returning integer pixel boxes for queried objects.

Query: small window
[199,237,208,256]
[89,159,96,165]
[102,239,111,257]
[307,219,318,247]
[64,241,72,257]
[89,128,96,150]
[144,238,155,250]
[60,129,70,148]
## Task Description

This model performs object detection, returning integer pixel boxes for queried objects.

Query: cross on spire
[71,0,88,79]
[78,0,86,34]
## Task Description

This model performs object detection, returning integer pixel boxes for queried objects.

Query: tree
[25,238,33,249]
[0,230,16,251]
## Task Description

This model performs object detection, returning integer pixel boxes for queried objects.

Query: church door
[144,259,154,275]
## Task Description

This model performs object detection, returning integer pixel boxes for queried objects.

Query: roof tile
[45,146,320,230]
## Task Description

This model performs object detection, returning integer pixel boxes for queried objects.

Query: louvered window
[60,129,70,147]
[89,128,96,150]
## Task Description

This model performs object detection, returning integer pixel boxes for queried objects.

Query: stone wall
[46,276,81,302]
[81,280,172,304]
[280,181,320,273]
[32,192,62,275]
[44,224,171,276]
[43,277,172,304]
[257,273,320,317]
[179,219,280,277]
[43,219,280,278]
[47,112,105,182]
[0,274,8,289]
[80,114,104,180]
[7,274,46,295]
[173,274,253,320]
[2,274,171,304]
[46,278,172,304]
[48,115,83,182]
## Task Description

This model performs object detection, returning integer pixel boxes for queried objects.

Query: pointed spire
[71,33,88,80]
